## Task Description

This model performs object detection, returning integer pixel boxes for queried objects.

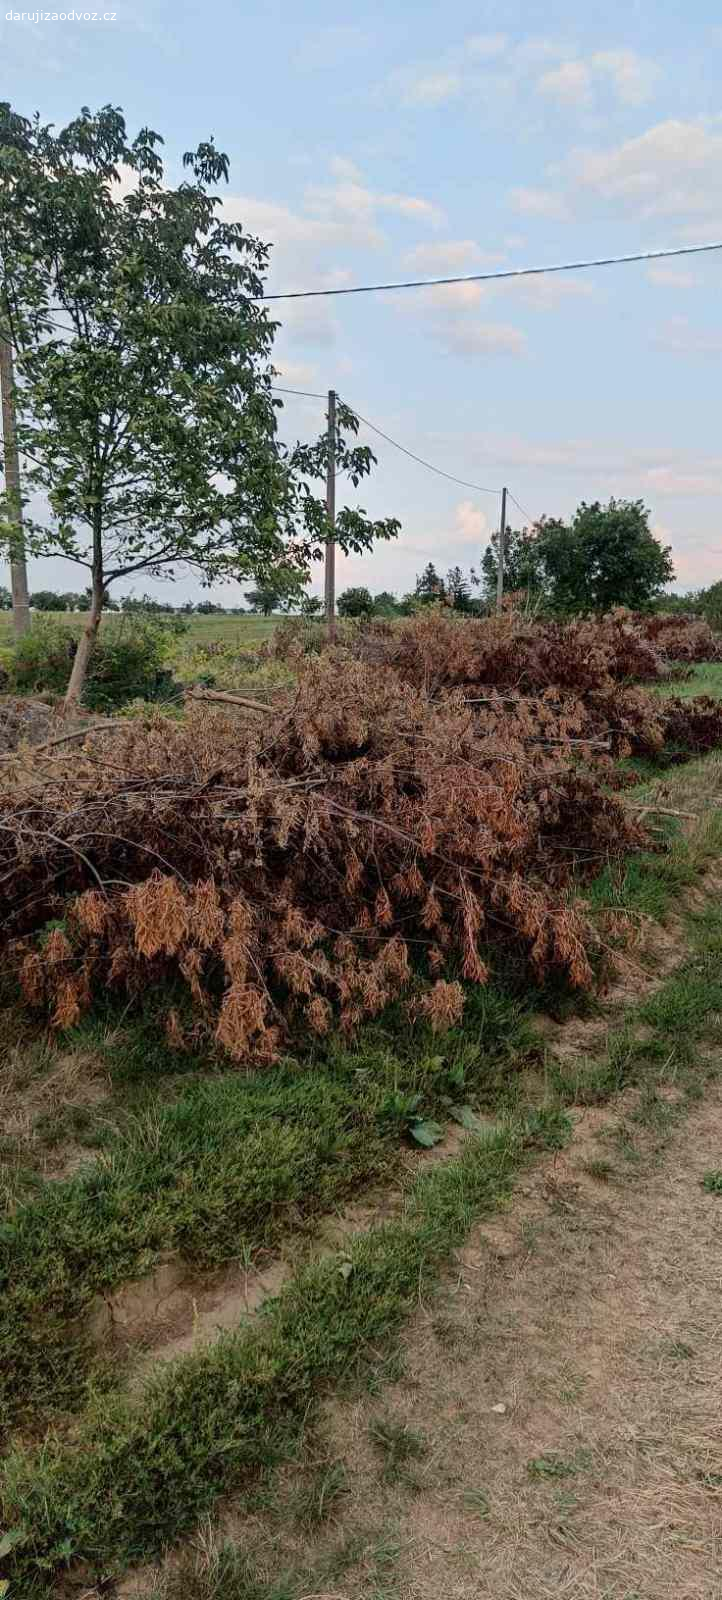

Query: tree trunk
[0,312,30,639]
[63,576,104,714]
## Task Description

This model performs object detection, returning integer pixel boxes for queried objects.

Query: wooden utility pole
[324,388,336,634]
[0,313,30,638]
[496,485,507,614]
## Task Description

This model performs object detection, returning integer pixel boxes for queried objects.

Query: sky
[2,0,722,604]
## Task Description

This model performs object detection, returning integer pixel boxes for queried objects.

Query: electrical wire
[339,399,501,496]
[270,384,327,400]
[507,491,538,527]
[262,240,722,301]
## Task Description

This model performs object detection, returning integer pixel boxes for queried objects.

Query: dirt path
[315,1088,722,1600]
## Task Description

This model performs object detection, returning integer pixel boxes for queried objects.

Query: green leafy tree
[414,562,445,604]
[0,584,12,609]
[244,563,302,614]
[535,500,674,614]
[121,593,174,614]
[372,590,399,617]
[481,524,545,601]
[0,104,399,708]
[697,580,722,631]
[299,591,323,618]
[445,565,481,613]
[337,585,373,618]
[29,589,66,611]
[244,585,282,615]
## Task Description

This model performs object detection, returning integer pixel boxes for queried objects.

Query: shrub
[11,616,181,709]
[337,586,373,618]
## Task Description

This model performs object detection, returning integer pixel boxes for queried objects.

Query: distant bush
[11,616,181,709]
[338,586,373,618]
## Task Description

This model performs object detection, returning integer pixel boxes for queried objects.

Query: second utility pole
[0,311,30,639]
[495,485,507,614]
[324,388,336,636]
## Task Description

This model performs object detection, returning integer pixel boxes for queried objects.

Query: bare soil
[313,1085,722,1600]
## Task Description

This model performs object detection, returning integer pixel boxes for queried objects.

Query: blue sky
[3,0,722,603]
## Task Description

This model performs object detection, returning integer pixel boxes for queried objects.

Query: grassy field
[0,610,279,648]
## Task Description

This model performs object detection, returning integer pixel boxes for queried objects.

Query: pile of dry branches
[2,611,721,1060]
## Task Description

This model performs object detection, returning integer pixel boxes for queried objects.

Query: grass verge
[0,983,536,1434]
[1,1114,567,1595]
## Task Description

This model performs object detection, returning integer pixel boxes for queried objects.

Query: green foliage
[697,579,722,632]
[0,585,11,610]
[481,524,545,601]
[535,500,674,614]
[372,590,400,617]
[244,567,303,614]
[29,590,67,611]
[701,1170,722,1193]
[482,501,675,613]
[11,615,178,708]
[414,563,446,604]
[0,102,399,698]
[337,586,373,618]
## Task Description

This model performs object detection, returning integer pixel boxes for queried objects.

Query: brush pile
[2,610,721,1059]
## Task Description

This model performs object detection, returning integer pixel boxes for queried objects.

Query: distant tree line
[2,500,719,626]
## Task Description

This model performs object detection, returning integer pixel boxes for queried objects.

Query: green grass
[548,904,722,1109]
[0,611,278,649]
[0,981,537,1434]
[701,1170,722,1194]
[651,661,722,701]
[1,1119,547,1594]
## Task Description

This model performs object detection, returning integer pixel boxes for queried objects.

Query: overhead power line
[262,240,722,301]
[270,384,327,400]
[340,399,501,496]
[507,491,538,527]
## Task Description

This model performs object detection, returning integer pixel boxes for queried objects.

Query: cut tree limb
[188,688,273,712]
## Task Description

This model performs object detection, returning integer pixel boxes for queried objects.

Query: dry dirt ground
[302,1087,722,1600]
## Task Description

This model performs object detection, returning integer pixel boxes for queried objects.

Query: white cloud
[401,71,462,106]
[590,48,659,105]
[653,316,722,357]
[403,239,503,273]
[647,265,699,289]
[271,360,319,387]
[570,118,722,219]
[454,499,490,542]
[510,186,569,219]
[509,117,722,233]
[433,321,527,357]
[538,59,592,107]
[304,167,445,231]
[645,463,722,495]
[538,48,657,109]
[424,280,486,309]
[222,157,444,355]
